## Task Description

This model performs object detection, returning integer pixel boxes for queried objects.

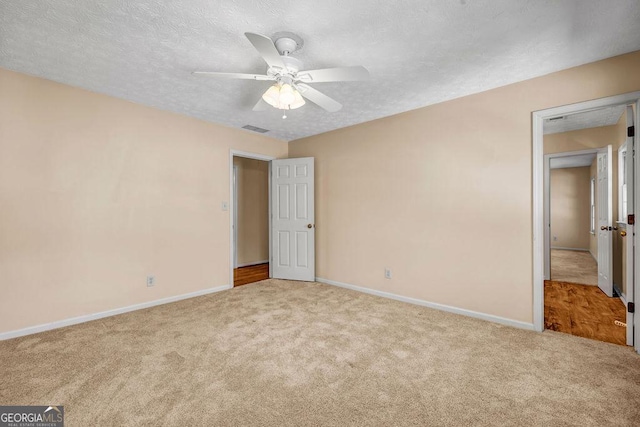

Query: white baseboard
[316,277,535,331]
[551,247,590,252]
[236,260,269,268]
[0,285,232,341]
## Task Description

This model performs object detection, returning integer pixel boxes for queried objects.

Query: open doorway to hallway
[232,155,270,286]
[542,104,633,345]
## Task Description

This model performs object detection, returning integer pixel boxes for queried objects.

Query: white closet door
[271,157,315,281]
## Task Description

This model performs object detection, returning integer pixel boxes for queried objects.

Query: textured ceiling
[1,1,639,141]
[544,105,626,135]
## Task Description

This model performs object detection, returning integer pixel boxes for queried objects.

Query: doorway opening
[546,149,599,285]
[230,150,275,287]
[544,145,625,345]
[533,93,639,353]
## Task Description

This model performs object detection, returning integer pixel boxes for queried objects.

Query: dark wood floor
[234,263,269,287]
[544,280,627,345]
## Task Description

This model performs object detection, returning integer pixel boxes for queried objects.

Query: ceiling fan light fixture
[262,84,282,108]
[279,83,296,105]
[261,83,305,110]
[289,89,306,109]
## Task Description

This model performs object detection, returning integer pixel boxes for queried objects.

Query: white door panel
[635,101,640,353]
[625,104,636,346]
[271,157,315,281]
[597,146,613,297]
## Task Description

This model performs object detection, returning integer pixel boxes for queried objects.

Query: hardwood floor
[544,280,627,345]
[234,263,269,287]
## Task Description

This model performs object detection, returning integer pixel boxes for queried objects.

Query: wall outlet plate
[147,276,155,287]
[385,268,392,279]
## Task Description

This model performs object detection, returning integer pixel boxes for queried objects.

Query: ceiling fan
[193,32,370,118]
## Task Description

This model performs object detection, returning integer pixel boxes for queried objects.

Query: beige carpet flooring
[551,249,598,285]
[2,280,640,426]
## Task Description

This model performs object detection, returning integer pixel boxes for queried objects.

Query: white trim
[236,260,269,268]
[229,150,275,162]
[533,112,545,332]
[550,247,590,252]
[633,100,640,352]
[316,277,535,331]
[0,285,231,341]
[229,150,276,288]
[233,164,238,269]
[268,162,273,279]
[533,91,640,339]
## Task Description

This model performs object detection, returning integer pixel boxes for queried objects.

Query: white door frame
[229,150,276,287]
[533,91,640,354]
[233,164,238,269]
[543,148,602,280]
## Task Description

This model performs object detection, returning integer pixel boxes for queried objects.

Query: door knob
[601,226,607,230]
[307,224,313,229]
[613,226,618,231]
[621,231,627,237]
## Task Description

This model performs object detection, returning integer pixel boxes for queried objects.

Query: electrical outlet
[147,276,155,287]
[553,236,558,241]
[385,268,392,279]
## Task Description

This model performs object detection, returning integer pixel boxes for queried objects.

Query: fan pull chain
[282,105,290,119]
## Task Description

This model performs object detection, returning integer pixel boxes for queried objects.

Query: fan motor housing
[267,55,303,76]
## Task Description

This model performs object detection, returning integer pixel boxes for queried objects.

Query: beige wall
[233,157,269,266]
[0,67,288,334]
[544,125,622,155]
[549,167,591,250]
[289,50,640,323]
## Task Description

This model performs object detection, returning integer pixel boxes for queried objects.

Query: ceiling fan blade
[296,84,342,112]
[192,71,274,81]
[297,66,369,83]
[244,32,287,71]
[252,98,269,111]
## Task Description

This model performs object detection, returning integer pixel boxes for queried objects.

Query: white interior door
[597,145,614,297]
[625,105,636,346]
[271,157,315,281]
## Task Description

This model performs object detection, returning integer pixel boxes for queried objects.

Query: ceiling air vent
[242,125,269,133]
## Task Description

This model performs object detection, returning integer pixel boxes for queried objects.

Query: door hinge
[628,126,635,138]
[628,214,635,225]
[629,302,635,313]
